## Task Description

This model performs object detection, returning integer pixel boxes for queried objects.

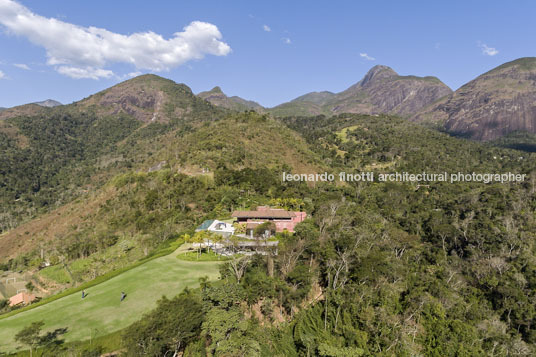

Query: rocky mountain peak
[34,99,62,107]
[359,65,398,87]
[198,86,264,112]
[209,86,224,94]
[269,65,451,117]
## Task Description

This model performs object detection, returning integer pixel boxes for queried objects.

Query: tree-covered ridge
[282,114,535,174]
[158,112,326,172]
[198,86,265,112]
[0,75,231,233]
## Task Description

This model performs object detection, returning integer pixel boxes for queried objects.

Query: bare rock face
[412,57,536,141]
[34,99,62,108]
[330,65,452,116]
[269,65,452,117]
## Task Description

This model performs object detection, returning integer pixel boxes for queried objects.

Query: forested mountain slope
[3,74,536,356]
[0,75,226,233]
[93,115,536,355]
[0,111,325,263]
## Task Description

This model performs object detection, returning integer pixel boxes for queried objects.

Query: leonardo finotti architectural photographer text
[282,171,527,184]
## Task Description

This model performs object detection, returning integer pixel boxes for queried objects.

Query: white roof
[208,220,235,233]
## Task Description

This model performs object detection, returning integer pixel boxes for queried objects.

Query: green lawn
[336,125,359,143]
[0,245,221,354]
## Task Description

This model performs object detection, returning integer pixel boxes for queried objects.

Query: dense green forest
[114,114,536,356]
[0,77,226,233]
[0,111,140,226]
[3,110,536,355]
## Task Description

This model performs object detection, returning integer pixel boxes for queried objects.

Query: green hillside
[282,113,536,173]
[0,75,227,234]
[267,100,330,117]
[0,245,221,354]
[3,75,536,355]
[156,112,325,172]
[0,111,325,266]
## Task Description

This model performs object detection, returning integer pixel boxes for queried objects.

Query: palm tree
[210,233,223,259]
[185,232,204,259]
[192,232,205,259]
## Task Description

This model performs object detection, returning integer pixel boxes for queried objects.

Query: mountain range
[4,58,536,142]
[196,58,536,142]
[0,74,322,241]
[2,58,536,355]
[2,68,533,262]
[2,59,535,250]
[197,65,453,118]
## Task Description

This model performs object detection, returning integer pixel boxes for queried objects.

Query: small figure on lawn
[81,290,86,299]
[120,291,127,302]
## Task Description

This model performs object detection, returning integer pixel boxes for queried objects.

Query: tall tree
[123,291,204,356]
[15,321,44,357]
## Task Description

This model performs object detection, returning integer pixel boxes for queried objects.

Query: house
[195,219,235,238]
[9,292,36,307]
[232,206,307,236]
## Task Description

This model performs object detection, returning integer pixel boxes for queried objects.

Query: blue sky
[0,0,535,108]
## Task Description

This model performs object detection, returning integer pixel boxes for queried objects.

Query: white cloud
[263,24,271,32]
[13,63,30,70]
[127,71,142,78]
[0,0,231,79]
[360,53,375,61]
[282,37,291,45]
[56,66,114,80]
[0,70,5,79]
[479,42,499,56]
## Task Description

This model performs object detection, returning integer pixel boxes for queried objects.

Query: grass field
[0,244,222,354]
